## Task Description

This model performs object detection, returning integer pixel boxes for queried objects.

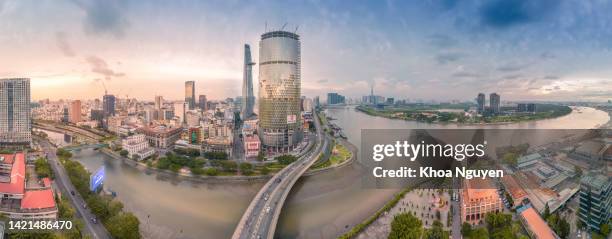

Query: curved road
[232,112,328,239]
[38,138,111,239]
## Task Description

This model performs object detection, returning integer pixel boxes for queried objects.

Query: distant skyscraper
[103,94,116,117]
[0,78,31,146]
[490,93,500,114]
[242,44,256,119]
[173,101,187,124]
[198,95,208,111]
[69,100,82,123]
[327,93,345,105]
[258,30,302,149]
[477,93,485,113]
[62,107,69,123]
[185,81,195,110]
[155,96,163,110]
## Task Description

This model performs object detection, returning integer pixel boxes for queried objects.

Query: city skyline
[1,0,612,102]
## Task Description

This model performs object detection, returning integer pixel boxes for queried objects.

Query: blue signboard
[90,166,105,192]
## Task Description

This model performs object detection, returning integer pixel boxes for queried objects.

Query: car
[265,206,271,213]
[83,204,87,209]
[91,218,97,224]
[71,191,75,196]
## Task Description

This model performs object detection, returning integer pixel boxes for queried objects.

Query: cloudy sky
[1,0,611,102]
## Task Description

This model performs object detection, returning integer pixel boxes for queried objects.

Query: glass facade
[0,78,31,145]
[258,31,302,149]
[185,81,195,110]
[242,44,255,119]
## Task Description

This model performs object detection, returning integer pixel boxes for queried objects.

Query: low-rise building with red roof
[0,152,57,219]
[501,174,528,207]
[517,205,559,239]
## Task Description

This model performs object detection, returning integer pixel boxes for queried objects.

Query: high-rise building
[185,81,195,110]
[173,101,187,124]
[0,78,31,146]
[69,100,82,123]
[242,44,256,119]
[518,103,537,113]
[578,172,611,232]
[313,96,320,108]
[198,95,207,111]
[103,94,116,117]
[155,96,163,110]
[90,109,104,124]
[386,97,395,105]
[327,93,345,105]
[258,30,302,149]
[62,107,69,123]
[302,97,313,113]
[477,93,486,113]
[490,93,500,114]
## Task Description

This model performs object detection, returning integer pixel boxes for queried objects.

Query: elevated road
[33,122,104,143]
[233,112,328,239]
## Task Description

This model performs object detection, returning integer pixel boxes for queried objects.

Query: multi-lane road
[233,112,327,239]
[38,139,110,239]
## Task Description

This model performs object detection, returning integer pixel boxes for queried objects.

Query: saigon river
[42,106,609,239]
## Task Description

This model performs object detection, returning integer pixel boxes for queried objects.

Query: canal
[43,106,609,239]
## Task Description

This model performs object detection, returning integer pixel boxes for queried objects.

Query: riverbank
[355,104,574,126]
[304,138,357,176]
[99,138,359,182]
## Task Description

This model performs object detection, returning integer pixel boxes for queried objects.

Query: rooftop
[518,153,542,164]
[463,178,499,201]
[0,153,25,195]
[518,206,558,239]
[581,172,610,189]
[21,189,55,209]
[575,141,605,155]
[0,154,15,164]
[501,175,527,200]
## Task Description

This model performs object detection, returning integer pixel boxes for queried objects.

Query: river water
[44,106,609,239]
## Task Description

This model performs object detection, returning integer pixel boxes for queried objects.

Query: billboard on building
[287,114,297,124]
[90,166,105,192]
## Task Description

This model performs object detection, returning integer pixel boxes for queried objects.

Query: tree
[34,157,54,179]
[119,150,129,157]
[260,166,270,175]
[204,151,228,160]
[388,213,423,239]
[240,163,253,175]
[542,203,551,220]
[87,196,110,221]
[485,212,513,238]
[204,168,219,176]
[461,222,472,236]
[601,223,610,237]
[132,154,141,161]
[257,151,265,161]
[220,161,238,172]
[106,212,141,239]
[276,155,298,165]
[471,228,489,239]
[108,200,124,217]
[424,220,445,239]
